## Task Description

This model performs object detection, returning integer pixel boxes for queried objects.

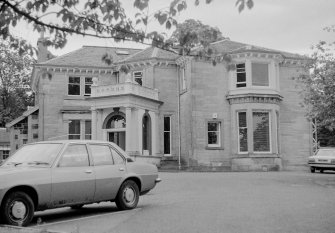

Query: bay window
[238,112,248,153]
[253,112,270,152]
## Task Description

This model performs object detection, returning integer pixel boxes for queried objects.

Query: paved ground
[3,171,335,233]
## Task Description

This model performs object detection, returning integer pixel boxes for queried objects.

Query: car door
[51,143,95,207]
[88,144,126,202]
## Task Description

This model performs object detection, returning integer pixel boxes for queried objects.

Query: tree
[0,0,254,56]
[0,40,35,127]
[295,41,335,130]
[167,19,225,55]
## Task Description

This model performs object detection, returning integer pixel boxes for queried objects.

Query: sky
[9,0,335,57]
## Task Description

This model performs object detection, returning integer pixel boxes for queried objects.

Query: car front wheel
[310,167,315,173]
[0,191,34,226]
[115,180,139,210]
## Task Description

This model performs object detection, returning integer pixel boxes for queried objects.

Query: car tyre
[320,169,324,173]
[310,167,315,173]
[0,191,34,226]
[115,180,139,210]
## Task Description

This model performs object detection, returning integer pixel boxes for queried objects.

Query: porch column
[125,107,132,153]
[91,108,97,140]
[137,109,145,155]
[149,111,158,156]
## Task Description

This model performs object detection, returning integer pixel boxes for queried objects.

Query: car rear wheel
[115,180,139,210]
[310,167,315,173]
[0,191,34,226]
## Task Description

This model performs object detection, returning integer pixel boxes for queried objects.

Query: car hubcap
[123,187,135,204]
[11,201,27,219]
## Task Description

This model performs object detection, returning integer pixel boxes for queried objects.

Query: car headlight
[308,158,315,162]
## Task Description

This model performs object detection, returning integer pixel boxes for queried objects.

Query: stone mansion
[6,37,312,171]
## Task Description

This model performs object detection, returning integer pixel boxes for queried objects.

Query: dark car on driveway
[0,140,161,226]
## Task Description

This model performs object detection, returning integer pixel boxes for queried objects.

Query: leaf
[246,0,254,9]
[166,20,172,30]
[195,0,199,6]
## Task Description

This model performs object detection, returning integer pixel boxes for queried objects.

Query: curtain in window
[253,112,270,152]
[252,63,269,86]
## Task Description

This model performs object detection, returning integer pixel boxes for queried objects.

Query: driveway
[3,171,335,233]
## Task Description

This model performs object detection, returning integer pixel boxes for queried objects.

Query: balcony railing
[91,82,159,101]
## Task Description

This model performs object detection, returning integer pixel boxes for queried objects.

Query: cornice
[226,93,283,105]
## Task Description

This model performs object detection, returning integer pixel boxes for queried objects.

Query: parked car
[308,148,335,173]
[0,140,161,226]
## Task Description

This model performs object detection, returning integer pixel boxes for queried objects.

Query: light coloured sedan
[308,148,335,173]
[0,140,161,226]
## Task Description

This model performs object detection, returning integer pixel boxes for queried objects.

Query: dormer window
[236,64,246,88]
[133,71,143,86]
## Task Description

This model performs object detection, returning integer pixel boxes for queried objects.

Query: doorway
[108,131,126,151]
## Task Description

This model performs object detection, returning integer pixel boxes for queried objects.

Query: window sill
[234,153,279,158]
[206,146,224,150]
[64,96,86,100]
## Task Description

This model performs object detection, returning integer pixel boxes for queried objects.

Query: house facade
[7,37,312,171]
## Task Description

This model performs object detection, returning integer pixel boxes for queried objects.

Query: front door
[108,131,126,150]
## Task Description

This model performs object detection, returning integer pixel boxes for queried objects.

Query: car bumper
[308,163,335,168]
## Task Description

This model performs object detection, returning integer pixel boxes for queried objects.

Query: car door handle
[119,167,125,171]
[85,170,93,174]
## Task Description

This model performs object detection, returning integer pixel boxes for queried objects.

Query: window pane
[85,121,91,134]
[239,128,248,152]
[253,112,270,152]
[164,117,170,131]
[238,112,247,127]
[90,145,114,166]
[237,73,246,82]
[59,144,89,167]
[208,132,218,145]
[69,120,80,134]
[252,63,269,86]
[69,77,80,84]
[164,132,170,154]
[111,149,125,164]
[208,122,218,131]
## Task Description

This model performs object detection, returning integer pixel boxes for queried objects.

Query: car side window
[111,148,125,165]
[58,144,89,167]
[90,145,114,166]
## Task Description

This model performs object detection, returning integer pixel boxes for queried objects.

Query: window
[33,133,38,139]
[236,63,246,88]
[133,71,143,86]
[68,77,81,95]
[84,77,93,96]
[142,114,151,154]
[113,72,120,84]
[111,149,125,164]
[69,120,80,139]
[207,122,221,147]
[59,144,89,167]
[23,139,27,144]
[85,120,92,140]
[14,135,18,139]
[164,116,171,155]
[252,63,269,86]
[3,150,9,160]
[90,145,114,166]
[32,124,38,129]
[253,112,270,152]
[238,112,248,153]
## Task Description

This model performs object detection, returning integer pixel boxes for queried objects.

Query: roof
[38,46,142,68]
[119,47,179,63]
[209,39,308,60]
[6,106,39,128]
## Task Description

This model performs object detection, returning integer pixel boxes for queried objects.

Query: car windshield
[3,143,63,167]
[317,149,335,157]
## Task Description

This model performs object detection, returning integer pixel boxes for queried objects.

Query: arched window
[105,115,126,129]
[142,113,151,155]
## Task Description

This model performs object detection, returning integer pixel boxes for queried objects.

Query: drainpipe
[177,66,181,170]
